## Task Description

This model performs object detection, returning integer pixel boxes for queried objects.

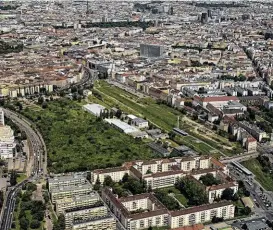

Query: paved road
[0,109,47,230]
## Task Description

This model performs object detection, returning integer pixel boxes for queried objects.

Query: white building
[0,108,4,125]
[105,119,139,134]
[83,104,106,117]
[170,201,235,228]
[0,125,15,159]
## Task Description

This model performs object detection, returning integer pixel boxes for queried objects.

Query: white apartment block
[72,215,116,230]
[102,188,235,230]
[56,193,100,215]
[170,202,235,229]
[51,183,93,204]
[102,189,169,230]
[0,125,15,159]
[0,108,4,125]
[65,205,108,229]
[143,170,185,189]
[48,174,87,191]
[208,183,239,203]
[92,167,129,184]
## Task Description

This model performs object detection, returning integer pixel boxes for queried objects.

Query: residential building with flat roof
[55,193,100,215]
[51,183,93,204]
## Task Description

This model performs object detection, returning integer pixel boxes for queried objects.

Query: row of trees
[14,183,45,230]
[199,173,221,186]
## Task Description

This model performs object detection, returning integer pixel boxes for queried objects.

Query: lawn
[242,159,273,191]
[174,135,222,159]
[22,99,154,173]
[17,173,27,183]
[158,186,189,207]
[94,81,181,131]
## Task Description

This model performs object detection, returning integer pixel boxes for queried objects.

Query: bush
[30,219,40,229]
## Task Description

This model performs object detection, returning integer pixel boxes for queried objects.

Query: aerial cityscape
[1,0,273,230]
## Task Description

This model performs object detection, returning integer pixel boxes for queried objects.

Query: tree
[30,219,40,229]
[154,190,180,210]
[37,96,44,105]
[53,214,65,230]
[94,178,101,191]
[10,170,17,186]
[175,177,208,205]
[115,109,122,118]
[122,173,129,183]
[199,173,220,186]
[221,188,234,200]
[103,176,114,187]
[19,217,29,230]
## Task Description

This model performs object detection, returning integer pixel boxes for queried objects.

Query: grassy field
[94,81,181,131]
[17,173,27,183]
[159,186,189,207]
[22,99,154,173]
[242,159,273,191]
[174,135,222,159]
[94,81,241,157]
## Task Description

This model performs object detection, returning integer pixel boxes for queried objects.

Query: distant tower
[0,108,4,126]
[207,9,212,18]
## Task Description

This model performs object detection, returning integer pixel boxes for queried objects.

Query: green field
[242,159,273,191]
[94,81,181,131]
[174,135,221,159]
[22,99,154,173]
[159,186,189,207]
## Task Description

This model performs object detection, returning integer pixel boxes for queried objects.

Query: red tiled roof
[171,223,205,230]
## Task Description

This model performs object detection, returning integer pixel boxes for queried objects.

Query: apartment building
[102,188,235,230]
[0,125,15,159]
[102,188,169,230]
[72,215,116,230]
[208,183,238,203]
[51,183,93,204]
[143,170,185,189]
[0,108,4,125]
[170,201,235,229]
[92,167,129,184]
[55,193,100,215]
[65,204,107,229]
[48,174,87,191]
[238,121,267,142]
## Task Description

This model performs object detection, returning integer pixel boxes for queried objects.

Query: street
[0,109,47,230]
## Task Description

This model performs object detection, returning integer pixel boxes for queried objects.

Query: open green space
[17,174,27,183]
[242,159,273,191]
[158,186,189,207]
[94,81,181,131]
[22,99,154,173]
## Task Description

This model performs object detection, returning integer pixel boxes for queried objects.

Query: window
[140,220,145,228]
[189,214,195,225]
[179,217,184,226]
[148,219,152,226]
[222,207,227,217]
[132,202,137,210]
[210,209,217,219]
[187,162,191,170]
[201,212,205,221]
[156,217,161,225]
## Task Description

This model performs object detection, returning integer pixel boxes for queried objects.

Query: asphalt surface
[0,109,47,230]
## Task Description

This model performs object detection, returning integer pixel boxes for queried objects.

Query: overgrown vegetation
[12,183,45,230]
[21,99,154,173]
[175,177,208,206]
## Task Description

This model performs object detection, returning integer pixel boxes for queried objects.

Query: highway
[0,109,47,230]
